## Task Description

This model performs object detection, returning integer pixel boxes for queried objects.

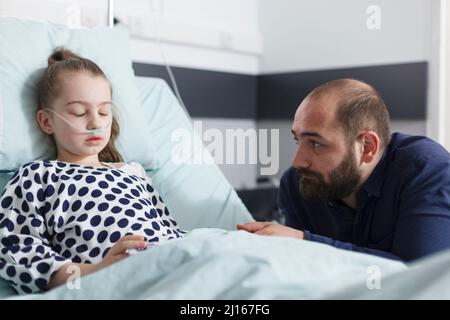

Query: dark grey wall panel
[133,62,258,119]
[133,62,427,121]
[257,62,428,120]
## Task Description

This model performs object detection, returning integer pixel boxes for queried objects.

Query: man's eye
[310,140,322,148]
[72,113,85,117]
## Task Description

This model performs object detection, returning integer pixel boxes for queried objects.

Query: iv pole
[108,0,114,28]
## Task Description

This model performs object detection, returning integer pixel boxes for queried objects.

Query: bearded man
[238,79,450,262]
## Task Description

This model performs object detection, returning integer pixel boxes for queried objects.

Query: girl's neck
[56,152,103,167]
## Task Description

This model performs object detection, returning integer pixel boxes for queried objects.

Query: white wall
[430,0,450,151]
[115,0,261,74]
[258,0,431,73]
[0,0,108,27]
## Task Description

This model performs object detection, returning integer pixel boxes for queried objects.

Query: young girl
[0,48,184,294]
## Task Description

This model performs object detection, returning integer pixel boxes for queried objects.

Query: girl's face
[37,72,113,160]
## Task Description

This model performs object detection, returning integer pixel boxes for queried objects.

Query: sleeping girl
[0,47,185,294]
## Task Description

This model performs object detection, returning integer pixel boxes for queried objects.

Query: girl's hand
[99,235,148,268]
[48,235,147,290]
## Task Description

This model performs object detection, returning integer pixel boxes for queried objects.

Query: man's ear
[36,109,54,135]
[357,130,380,164]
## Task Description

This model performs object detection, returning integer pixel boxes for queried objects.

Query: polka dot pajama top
[0,160,185,294]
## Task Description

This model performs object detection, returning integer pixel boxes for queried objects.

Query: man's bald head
[301,79,391,149]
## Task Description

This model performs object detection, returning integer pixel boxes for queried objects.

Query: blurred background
[1,0,449,222]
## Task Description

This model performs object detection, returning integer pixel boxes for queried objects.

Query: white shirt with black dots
[0,160,185,294]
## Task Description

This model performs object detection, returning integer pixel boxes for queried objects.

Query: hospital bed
[1,16,449,300]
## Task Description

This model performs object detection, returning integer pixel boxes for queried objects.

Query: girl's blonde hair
[38,47,123,162]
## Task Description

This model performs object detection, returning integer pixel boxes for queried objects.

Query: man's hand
[236,222,304,240]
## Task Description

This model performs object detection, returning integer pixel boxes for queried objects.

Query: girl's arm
[47,262,102,289]
[47,235,147,290]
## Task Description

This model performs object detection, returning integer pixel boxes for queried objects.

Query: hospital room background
[1,0,448,223]
[1,0,450,301]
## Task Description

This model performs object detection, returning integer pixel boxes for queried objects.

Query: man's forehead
[293,95,339,134]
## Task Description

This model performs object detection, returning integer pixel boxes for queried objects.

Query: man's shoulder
[389,132,450,164]
[385,133,450,186]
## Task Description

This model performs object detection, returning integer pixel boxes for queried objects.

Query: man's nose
[292,145,310,169]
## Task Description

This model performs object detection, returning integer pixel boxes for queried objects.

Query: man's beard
[297,149,361,201]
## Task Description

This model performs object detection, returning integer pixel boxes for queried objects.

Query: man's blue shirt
[279,133,450,261]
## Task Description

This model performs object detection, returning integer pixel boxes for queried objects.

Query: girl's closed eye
[99,105,112,116]
[68,110,86,117]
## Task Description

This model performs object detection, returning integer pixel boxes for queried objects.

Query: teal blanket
[2,229,408,299]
